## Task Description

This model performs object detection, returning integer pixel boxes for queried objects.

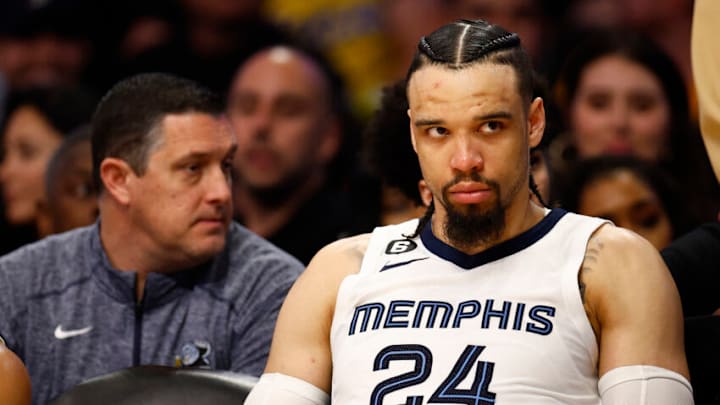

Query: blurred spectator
[566,0,693,91]
[35,125,96,237]
[262,0,459,120]
[117,0,291,94]
[552,28,720,222]
[0,85,96,253]
[0,0,95,120]
[560,156,694,251]
[361,79,426,226]
[554,29,687,163]
[262,0,390,119]
[227,45,364,264]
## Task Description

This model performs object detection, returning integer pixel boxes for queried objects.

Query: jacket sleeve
[662,222,720,316]
[229,252,303,376]
[0,251,29,358]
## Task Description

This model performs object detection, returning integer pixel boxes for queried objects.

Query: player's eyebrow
[472,111,513,121]
[413,118,445,127]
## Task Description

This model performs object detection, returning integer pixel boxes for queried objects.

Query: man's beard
[439,172,506,250]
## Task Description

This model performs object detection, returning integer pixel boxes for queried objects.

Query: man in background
[227,45,362,264]
[0,73,303,404]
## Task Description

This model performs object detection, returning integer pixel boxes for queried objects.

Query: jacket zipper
[133,277,145,366]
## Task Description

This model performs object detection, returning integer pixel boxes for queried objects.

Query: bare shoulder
[583,223,667,277]
[580,223,680,336]
[317,233,371,264]
[306,232,371,278]
[287,232,372,307]
[581,223,672,299]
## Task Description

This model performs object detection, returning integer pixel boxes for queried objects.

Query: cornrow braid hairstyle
[529,173,547,207]
[419,37,438,60]
[406,19,533,108]
[404,203,435,239]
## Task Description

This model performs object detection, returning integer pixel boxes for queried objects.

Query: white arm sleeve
[243,373,330,405]
[599,365,694,405]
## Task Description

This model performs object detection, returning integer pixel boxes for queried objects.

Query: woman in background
[0,86,96,253]
[552,29,719,222]
[560,155,694,250]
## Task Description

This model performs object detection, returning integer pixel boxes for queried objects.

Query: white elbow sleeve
[599,365,694,405]
[243,373,330,405]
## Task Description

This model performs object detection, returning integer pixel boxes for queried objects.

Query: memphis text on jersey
[348,299,556,336]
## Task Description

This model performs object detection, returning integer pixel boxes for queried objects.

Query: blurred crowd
[0,0,716,255]
[3,0,720,403]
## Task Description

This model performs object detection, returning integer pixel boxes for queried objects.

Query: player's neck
[430,200,546,255]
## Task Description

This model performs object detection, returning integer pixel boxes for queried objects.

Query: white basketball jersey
[330,209,607,404]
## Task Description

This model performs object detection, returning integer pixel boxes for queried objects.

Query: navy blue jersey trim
[420,208,567,269]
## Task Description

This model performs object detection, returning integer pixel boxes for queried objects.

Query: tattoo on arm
[578,277,587,303]
[579,240,604,303]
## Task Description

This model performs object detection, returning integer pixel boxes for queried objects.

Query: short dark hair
[45,124,92,198]
[91,73,223,190]
[406,19,534,108]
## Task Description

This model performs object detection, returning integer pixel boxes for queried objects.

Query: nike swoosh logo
[380,257,429,272]
[54,325,93,340]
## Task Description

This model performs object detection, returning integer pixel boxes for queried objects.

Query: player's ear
[99,158,134,205]
[528,97,545,149]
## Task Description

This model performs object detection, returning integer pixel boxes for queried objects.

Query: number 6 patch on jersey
[385,239,418,254]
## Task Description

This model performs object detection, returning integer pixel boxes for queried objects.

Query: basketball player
[244,20,692,404]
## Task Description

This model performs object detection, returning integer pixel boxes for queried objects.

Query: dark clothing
[685,315,720,405]
[0,222,36,256]
[0,221,303,404]
[662,223,720,404]
[265,188,358,265]
[662,222,720,316]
